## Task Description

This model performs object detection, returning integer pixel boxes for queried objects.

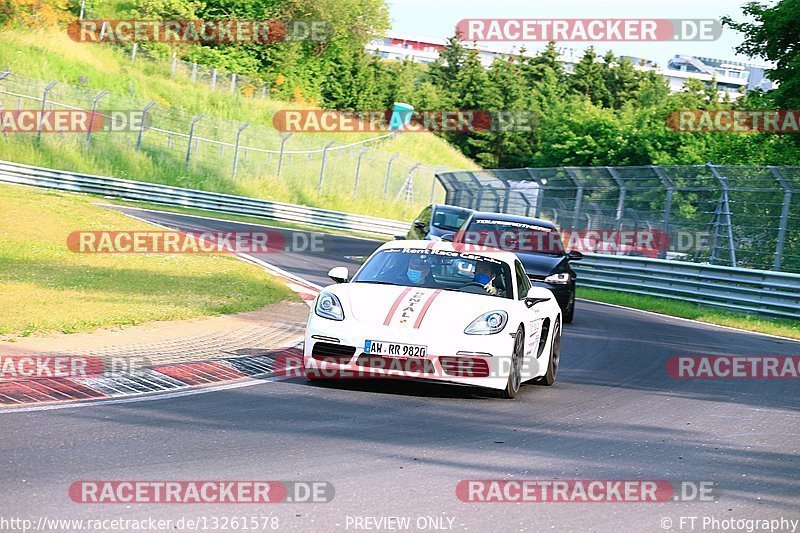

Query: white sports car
[303,241,563,398]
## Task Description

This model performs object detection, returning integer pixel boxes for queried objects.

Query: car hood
[327,283,514,330]
[517,253,568,276]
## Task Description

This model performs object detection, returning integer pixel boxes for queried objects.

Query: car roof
[467,211,557,230]
[432,204,473,214]
[377,240,519,265]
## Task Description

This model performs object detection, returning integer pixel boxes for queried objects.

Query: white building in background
[366,33,776,100]
[365,33,583,70]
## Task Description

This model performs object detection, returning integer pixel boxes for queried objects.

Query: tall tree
[722,0,800,110]
[602,52,639,109]
[570,47,612,107]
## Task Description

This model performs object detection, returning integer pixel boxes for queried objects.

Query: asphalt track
[1,206,798,532]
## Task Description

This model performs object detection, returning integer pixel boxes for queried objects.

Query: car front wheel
[498,325,524,399]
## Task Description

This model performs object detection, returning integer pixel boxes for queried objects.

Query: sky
[386,0,763,65]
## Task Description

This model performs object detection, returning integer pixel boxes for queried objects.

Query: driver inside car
[473,262,500,296]
[403,254,438,288]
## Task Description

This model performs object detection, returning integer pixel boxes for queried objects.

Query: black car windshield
[461,220,565,256]
[352,248,513,299]
[431,207,471,232]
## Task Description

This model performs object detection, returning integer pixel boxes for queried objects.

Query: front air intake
[311,342,356,364]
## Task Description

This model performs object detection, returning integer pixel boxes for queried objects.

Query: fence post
[232,122,250,178]
[37,81,58,144]
[185,114,205,168]
[318,142,335,193]
[653,166,674,260]
[211,69,217,90]
[396,163,421,205]
[769,166,793,271]
[0,71,10,135]
[135,101,156,151]
[383,153,400,199]
[352,147,369,197]
[564,167,584,231]
[276,133,293,179]
[230,73,236,94]
[606,166,626,232]
[707,164,737,267]
[85,89,109,144]
[191,62,197,82]
[170,53,178,79]
[131,43,137,63]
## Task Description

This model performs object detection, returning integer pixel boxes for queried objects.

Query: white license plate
[364,340,427,358]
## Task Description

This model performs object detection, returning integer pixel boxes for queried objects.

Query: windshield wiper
[353,280,400,286]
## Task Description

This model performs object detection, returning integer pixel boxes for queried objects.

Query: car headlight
[544,272,570,284]
[315,291,344,321]
[464,310,508,335]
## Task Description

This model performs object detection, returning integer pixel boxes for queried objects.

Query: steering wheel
[459,281,486,290]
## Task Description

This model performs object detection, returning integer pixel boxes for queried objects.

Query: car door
[515,260,543,362]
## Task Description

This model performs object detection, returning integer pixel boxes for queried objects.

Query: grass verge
[105,199,392,242]
[0,30,477,220]
[577,287,800,340]
[0,184,296,338]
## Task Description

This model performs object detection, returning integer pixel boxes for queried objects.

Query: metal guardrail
[1,159,797,320]
[574,253,800,320]
[0,160,409,237]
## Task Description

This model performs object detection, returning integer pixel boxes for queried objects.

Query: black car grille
[311,342,356,364]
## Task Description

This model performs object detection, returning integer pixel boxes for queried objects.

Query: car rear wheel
[498,325,524,399]
[538,320,561,386]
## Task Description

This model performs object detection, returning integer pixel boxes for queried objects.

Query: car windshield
[351,248,513,299]
[431,207,471,232]
[461,220,565,256]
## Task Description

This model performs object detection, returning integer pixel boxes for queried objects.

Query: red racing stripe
[384,287,412,325]
[426,241,436,250]
[413,289,442,329]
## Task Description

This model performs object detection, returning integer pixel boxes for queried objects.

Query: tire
[538,320,561,386]
[498,325,524,399]
[563,285,575,324]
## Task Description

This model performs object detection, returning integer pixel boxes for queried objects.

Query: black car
[449,212,582,323]
[404,204,474,241]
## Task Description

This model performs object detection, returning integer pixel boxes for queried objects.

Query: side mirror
[413,220,426,230]
[328,266,349,284]
[525,286,552,308]
[567,250,584,261]
[440,232,455,242]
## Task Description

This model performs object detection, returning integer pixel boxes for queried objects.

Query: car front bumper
[302,317,540,391]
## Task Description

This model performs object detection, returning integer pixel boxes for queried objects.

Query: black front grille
[311,342,356,363]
